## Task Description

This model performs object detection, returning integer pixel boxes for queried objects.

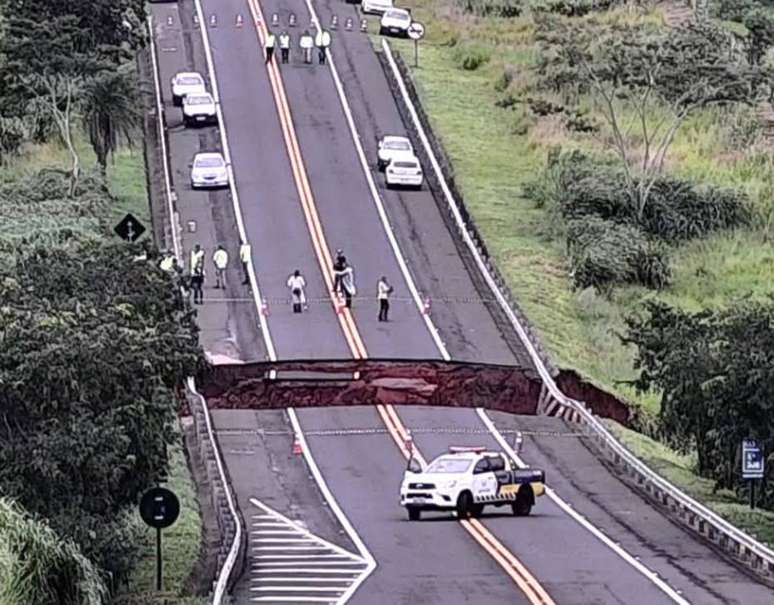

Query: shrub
[567,217,671,291]
[529,0,621,17]
[452,44,493,71]
[455,0,524,18]
[493,66,515,92]
[526,96,565,116]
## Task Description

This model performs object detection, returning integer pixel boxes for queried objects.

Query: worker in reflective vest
[279,31,291,64]
[315,28,331,65]
[239,242,251,285]
[265,31,276,64]
[300,29,314,64]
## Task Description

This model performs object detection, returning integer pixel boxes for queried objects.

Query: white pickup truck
[399,446,545,521]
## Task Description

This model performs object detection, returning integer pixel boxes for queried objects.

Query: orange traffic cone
[292,435,303,455]
[422,297,431,315]
[236,14,244,27]
[261,298,270,316]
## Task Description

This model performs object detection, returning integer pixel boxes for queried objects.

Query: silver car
[385,152,423,189]
[183,92,217,126]
[190,152,228,189]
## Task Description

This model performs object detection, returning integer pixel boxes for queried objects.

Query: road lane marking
[476,409,691,604]
[240,0,554,601]
[191,3,376,601]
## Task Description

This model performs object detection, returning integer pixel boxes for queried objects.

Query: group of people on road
[160,245,395,321]
[264,27,332,65]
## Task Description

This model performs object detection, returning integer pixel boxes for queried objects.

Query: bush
[529,0,621,17]
[452,43,493,71]
[567,217,671,291]
[455,0,524,18]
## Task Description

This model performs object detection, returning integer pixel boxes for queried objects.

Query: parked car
[385,152,423,189]
[182,92,217,126]
[362,0,393,15]
[379,8,412,37]
[377,135,413,171]
[190,152,228,189]
[171,71,206,106]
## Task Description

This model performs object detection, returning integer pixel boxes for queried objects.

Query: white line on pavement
[476,408,690,605]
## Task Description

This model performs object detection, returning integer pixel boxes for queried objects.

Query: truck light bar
[448,446,486,453]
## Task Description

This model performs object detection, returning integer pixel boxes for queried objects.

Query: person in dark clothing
[332,249,355,308]
[377,276,393,321]
[191,260,205,305]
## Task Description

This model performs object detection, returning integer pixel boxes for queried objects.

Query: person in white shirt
[300,29,314,64]
[190,244,204,275]
[239,242,251,285]
[377,276,393,322]
[279,31,291,64]
[314,28,331,65]
[265,30,276,64]
[212,244,228,289]
[287,269,307,313]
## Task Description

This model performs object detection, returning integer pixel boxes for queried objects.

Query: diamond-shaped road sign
[114,213,146,243]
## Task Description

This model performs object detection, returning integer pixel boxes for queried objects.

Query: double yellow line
[241,1,554,602]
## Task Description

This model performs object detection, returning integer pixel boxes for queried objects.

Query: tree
[743,7,774,65]
[536,19,773,219]
[82,67,141,173]
[623,300,774,505]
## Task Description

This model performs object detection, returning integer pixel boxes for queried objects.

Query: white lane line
[147,15,181,261]
[252,578,357,582]
[254,538,318,542]
[254,562,366,567]
[254,546,332,551]
[253,555,354,560]
[192,0,276,360]
[300,0,451,361]
[476,408,690,604]
[254,568,363,573]
[194,3,374,602]
[251,598,336,603]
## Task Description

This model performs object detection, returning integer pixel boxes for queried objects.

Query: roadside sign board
[742,439,764,480]
[407,21,425,40]
[114,213,146,243]
[140,487,180,529]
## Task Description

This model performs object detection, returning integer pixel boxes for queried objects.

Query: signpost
[742,439,764,510]
[407,21,425,68]
[114,213,146,243]
[139,487,181,591]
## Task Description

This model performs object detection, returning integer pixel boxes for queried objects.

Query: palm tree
[81,66,140,175]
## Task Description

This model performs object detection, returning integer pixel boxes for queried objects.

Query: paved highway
[150,0,774,603]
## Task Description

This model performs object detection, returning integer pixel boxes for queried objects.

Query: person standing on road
[191,255,205,305]
[265,30,276,64]
[279,31,291,64]
[333,253,356,309]
[240,242,252,285]
[377,276,393,322]
[332,249,347,295]
[212,244,229,289]
[190,244,204,275]
[287,269,307,313]
[159,249,176,273]
[300,29,314,64]
[315,27,331,65]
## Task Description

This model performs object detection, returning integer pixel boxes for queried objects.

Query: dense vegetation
[391,0,774,514]
[0,1,205,602]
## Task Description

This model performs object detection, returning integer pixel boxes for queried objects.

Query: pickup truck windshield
[426,458,473,474]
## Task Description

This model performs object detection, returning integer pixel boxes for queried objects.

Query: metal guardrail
[186,378,244,604]
[380,39,774,582]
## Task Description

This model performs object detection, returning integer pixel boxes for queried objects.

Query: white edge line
[147,15,181,261]
[476,408,690,605]
[249,497,367,562]
[287,409,377,604]
[193,0,276,361]
[187,377,243,605]
[302,0,451,362]
[381,38,774,565]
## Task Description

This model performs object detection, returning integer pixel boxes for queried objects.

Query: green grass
[391,1,774,415]
[117,437,207,605]
[607,421,774,546]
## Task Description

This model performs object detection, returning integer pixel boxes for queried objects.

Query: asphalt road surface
[150,1,774,603]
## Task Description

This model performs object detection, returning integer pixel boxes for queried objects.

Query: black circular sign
[139,487,180,529]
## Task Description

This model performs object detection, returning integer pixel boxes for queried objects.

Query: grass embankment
[388,1,774,416]
[2,138,206,604]
[383,1,774,531]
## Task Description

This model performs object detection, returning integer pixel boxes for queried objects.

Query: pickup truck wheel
[471,504,484,518]
[407,507,421,521]
[512,496,532,517]
[456,491,474,518]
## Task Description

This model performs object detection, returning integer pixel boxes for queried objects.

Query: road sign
[114,213,146,242]
[140,487,180,529]
[407,21,425,40]
[742,439,764,480]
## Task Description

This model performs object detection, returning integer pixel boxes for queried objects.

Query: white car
[399,446,545,521]
[171,71,206,106]
[182,92,217,126]
[362,0,393,15]
[385,152,423,189]
[190,152,228,189]
[379,8,411,37]
[377,135,413,170]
